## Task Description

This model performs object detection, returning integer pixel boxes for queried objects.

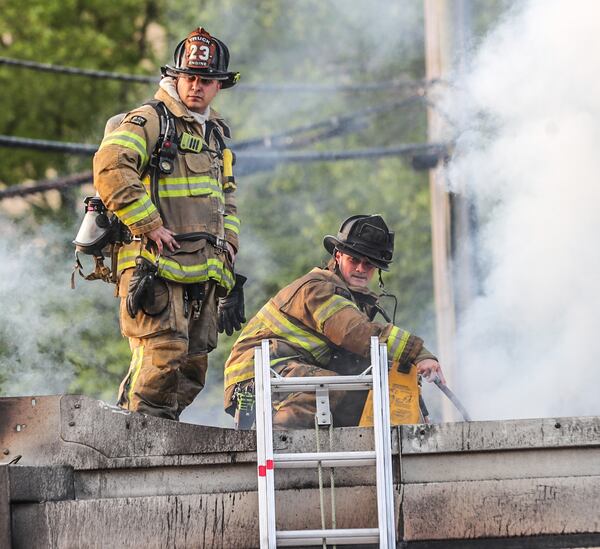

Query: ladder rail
[379,343,396,547]
[254,338,396,548]
[371,336,389,547]
[254,346,274,548]
[261,340,277,546]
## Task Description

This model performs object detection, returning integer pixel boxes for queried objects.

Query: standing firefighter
[93,27,245,420]
[224,215,445,429]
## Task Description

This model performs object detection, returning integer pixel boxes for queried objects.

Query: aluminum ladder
[254,337,396,548]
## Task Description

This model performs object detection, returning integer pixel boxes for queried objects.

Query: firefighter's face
[177,74,222,113]
[335,251,376,287]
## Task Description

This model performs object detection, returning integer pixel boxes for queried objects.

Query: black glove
[218,274,247,336]
[126,256,157,318]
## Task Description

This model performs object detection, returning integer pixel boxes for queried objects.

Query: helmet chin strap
[377,269,398,324]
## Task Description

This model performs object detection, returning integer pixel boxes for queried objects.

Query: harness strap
[205,120,226,153]
[71,252,112,288]
[144,100,178,219]
[174,231,227,251]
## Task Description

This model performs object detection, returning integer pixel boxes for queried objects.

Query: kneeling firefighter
[223,214,446,429]
[86,27,245,420]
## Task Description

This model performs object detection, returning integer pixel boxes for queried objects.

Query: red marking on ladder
[258,465,266,477]
[266,459,274,470]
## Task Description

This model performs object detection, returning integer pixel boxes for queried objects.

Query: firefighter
[93,27,245,420]
[224,214,445,429]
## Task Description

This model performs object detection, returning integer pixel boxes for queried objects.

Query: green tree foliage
[0,1,512,423]
[165,2,438,424]
[0,0,165,399]
[0,0,163,185]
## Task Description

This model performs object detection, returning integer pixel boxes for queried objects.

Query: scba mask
[71,196,131,287]
[73,196,120,256]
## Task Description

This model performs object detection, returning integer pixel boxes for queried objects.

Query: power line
[0,143,450,200]
[0,56,157,83]
[235,95,426,150]
[0,94,427,156]
[0,135,97,155]
[0,95,425,156]
[241,143,449,163]
[0,132,448,163]
[0,172,92,199]
[0,56,439,93]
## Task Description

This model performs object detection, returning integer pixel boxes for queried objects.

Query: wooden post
[424,0,474,420]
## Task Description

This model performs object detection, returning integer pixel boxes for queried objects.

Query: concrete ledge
[11,487,377,549]
[9,466,74,503]
[401,476,600,540]
[401,416,600,454]
[0,466,11,549]
[403,533,600,548]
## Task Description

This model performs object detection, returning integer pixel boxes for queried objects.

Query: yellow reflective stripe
[117,249,234,290]
[234,317,266,345]
[127,346,144,403]
[207,258,235,288]
[313,294,358,331]
[224,358,255,386]
[387,326,411,362]
[115,195,156,226]
[156,254,233,289]
[116,249,139,272]
[224,215,241,235]
[257,302,329,363]
[157,176,223,202]
[159,175,219,186]
[100,131,148,167]
[224,355,291,387]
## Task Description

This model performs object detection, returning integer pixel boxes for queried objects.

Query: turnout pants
[116,268,218,420]
[270,360,368,429]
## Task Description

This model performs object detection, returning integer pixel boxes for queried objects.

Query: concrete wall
[2,395,600,547]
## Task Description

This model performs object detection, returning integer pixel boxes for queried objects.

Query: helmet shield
[163,27,240,89]
[323,214,394,270]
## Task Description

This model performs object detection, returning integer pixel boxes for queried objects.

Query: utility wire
[0,172,92,199]
[235,94,426,150]
[0,135,97,155]
[0,94,427,155]
[239,143,448,163]
[0,142,450,200]
[0,56,157,83]
[0,55,440,93]
[0,132,448,162]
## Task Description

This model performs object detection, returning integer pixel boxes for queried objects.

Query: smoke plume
[0,213,118,397]
[447,0,600,420]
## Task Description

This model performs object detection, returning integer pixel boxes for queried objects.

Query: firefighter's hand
[416,358,446,384]
[146,226,180,254]
[218,274,247,336]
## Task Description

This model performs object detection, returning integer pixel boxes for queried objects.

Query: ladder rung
[274,451,376,468]
[270,375,373,392]
[276,528,379,546]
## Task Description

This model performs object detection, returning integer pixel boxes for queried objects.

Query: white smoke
[447,0,600,419]
[0,214,118,396]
